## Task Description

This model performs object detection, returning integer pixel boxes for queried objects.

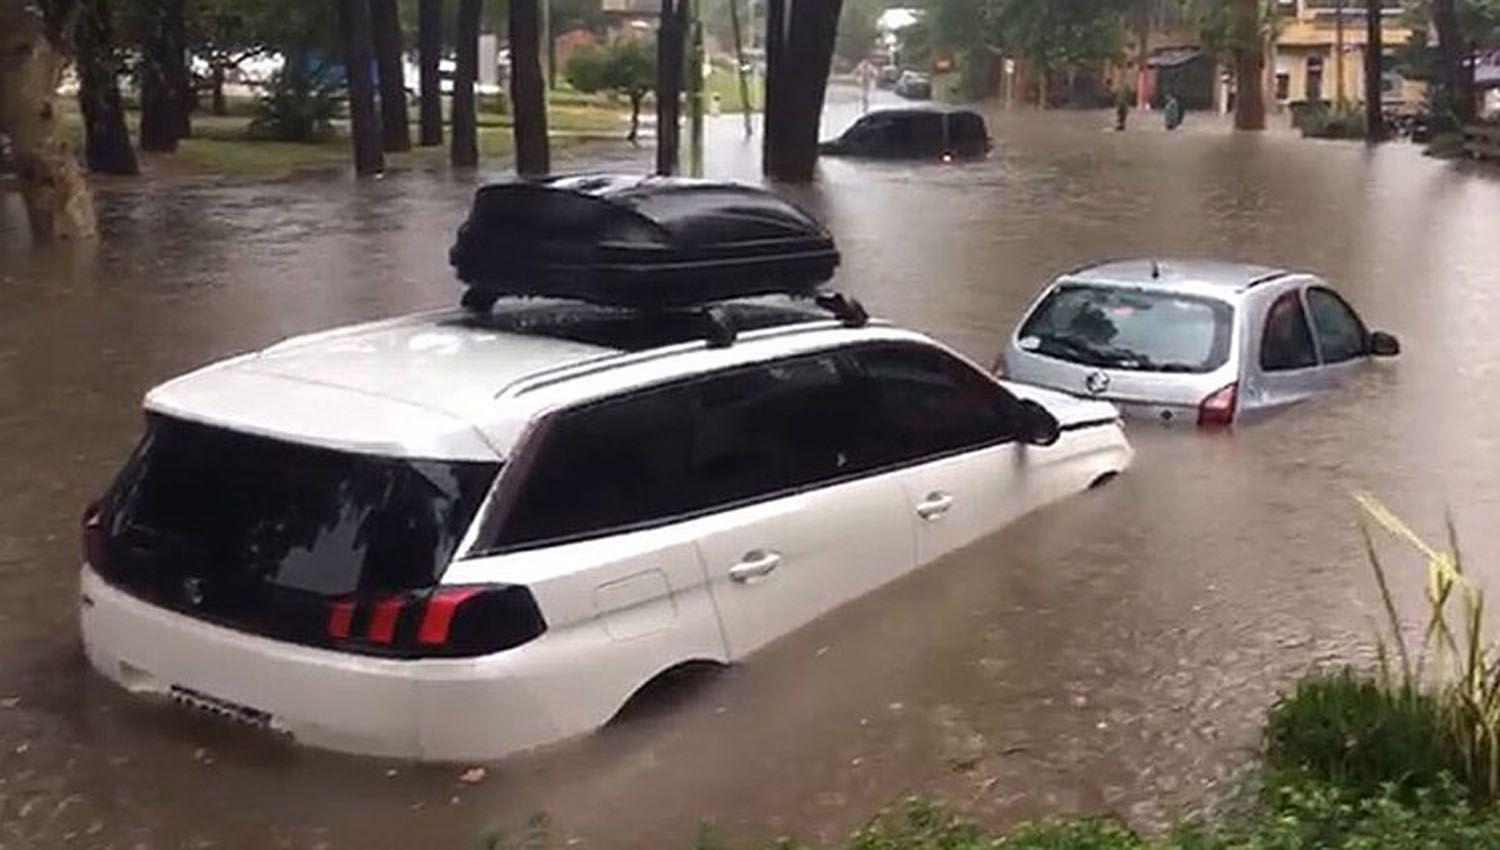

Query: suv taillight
[1198,382,1238,428]
[82,501,106,568]
[324,585,545,659]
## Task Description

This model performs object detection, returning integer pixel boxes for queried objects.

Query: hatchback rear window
[100,416,498,598]
[1018,284,1234,373]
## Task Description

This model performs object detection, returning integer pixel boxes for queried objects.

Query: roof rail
[1243,270,1291,289]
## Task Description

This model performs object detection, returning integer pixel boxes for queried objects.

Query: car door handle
[729,550,782,584]
[916,492,955,521]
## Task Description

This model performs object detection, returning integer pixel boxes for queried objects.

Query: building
[1272,0,1421,109]
[1113,0,1421,113]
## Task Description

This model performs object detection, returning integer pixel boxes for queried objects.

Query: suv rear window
[99,416,498,601]
[1018,283,1234,373]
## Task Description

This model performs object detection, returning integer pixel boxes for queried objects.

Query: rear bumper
[79,567,564,761]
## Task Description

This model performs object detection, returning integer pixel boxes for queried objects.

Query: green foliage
[836,0,885,65]
[1264,670,1456,796]
[565,38,655,100]
[247,69,337,142]
[846,798,990,850]
[1000,818,1146,849]
[981,0,1129,74]
[1183,0,1282,60]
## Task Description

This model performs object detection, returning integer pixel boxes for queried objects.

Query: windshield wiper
[1034,334,1115,367]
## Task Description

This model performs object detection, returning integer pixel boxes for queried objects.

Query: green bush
[1298,104,1368,140]
[248,70,338,142]
[1263,669,1456,798]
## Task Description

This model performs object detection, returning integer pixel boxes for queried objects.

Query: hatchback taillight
[1198,382,1238,427]
[323,585,545,659]
[82,501,106,568]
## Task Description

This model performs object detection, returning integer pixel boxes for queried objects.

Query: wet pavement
[4,90,1500,848]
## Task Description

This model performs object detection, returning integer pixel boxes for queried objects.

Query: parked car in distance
[877,65,902,89]
[999,259,1401,427]
[820,108,991,161]
[80,176,1133,762]
[895,70,932,100]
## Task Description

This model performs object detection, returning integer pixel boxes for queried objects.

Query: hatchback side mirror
[1017,399,1061,447]
[1370,331,1401,358]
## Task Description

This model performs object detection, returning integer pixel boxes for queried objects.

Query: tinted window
[1260,290,1319,371]
[1306,287,1368,364]
[948,112,987,145]
[1018,284,1234,373]
[690,354,877,507]
[498,353,880,547]
[497,387,694,547]
[852,345,1018,464]
[103,416,497,597]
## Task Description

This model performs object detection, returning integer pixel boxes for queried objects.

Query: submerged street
[4,94,1500,847]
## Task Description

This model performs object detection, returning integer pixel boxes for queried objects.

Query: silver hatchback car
[1000,260,1401,427]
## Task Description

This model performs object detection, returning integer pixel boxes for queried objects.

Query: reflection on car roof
[1066,259,1291,292]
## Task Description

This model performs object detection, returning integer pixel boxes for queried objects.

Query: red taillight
[82,502,106,567]
[1198,382,1238,427]
[321,585,546,658]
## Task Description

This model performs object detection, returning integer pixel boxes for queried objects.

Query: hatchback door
[686,353,913,660]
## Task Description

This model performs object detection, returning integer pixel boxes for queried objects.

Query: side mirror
[1370,331,1401,358]
[1017,399,1061,447]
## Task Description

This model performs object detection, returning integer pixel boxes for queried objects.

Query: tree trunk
[1364,0,1384,141]
[370,0,411,152]
[210,64,227,115]
[1431,0,1468,124]
[760,0,784,175]
[417,0,442,146]
[510,0,550,176]
[763,0,843,182]
[1233,45,1265,129]
[451,0,479,167]
[656,0,686,175]
[75,0,138,174]
[165,0,190,139]
[0,1,97,240]
[337,0,385,175]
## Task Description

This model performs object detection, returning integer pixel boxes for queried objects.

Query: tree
[835,0,882,66]
[1189,0,1271,130]
[763,0,844,181]
[370,0,411,152]
[451,0,479,167]
[657,0,688,175]
[510,0,550,175]
[337,0,384,174]
[137,0,191,150]
[417,0,442,147]
[566,38,655,144]
[75,0,138,174]
[982,0,1129,106]
[0,0,97,240]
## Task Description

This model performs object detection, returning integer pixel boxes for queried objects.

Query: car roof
[1062,259,1294,297]
[143,299,917,462]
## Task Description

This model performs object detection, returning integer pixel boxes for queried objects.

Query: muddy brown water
[4,92,1500,848]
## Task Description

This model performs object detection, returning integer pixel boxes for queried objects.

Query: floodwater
[4,90,1500,848]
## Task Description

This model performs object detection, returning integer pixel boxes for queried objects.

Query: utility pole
[687,0,705,176]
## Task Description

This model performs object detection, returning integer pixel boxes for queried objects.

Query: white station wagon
[80,177,1133,761]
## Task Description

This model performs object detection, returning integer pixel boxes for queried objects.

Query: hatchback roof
[1065,259,1290,292]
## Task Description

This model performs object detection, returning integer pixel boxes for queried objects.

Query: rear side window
[949,113,986,144]
[496,353,881,548]
[850,345,1019,465]
[496,388,694,547]
[1306,287,1368,364]
[1260,290,1319,371]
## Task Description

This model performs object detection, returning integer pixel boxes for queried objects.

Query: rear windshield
[103,416,498,597]
[1017,284,1234,373]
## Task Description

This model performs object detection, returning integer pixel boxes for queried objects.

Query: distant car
[819,108,991,161]
[877,66,902,89]
[895,71,932,100]
[81,176,1132,761]
[1000,259,1401,427]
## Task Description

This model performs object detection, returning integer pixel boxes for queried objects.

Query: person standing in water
[1164,92,1184,131]
[1115,90,1131,131]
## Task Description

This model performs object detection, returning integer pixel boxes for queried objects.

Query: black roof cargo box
[450,174,840,309]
